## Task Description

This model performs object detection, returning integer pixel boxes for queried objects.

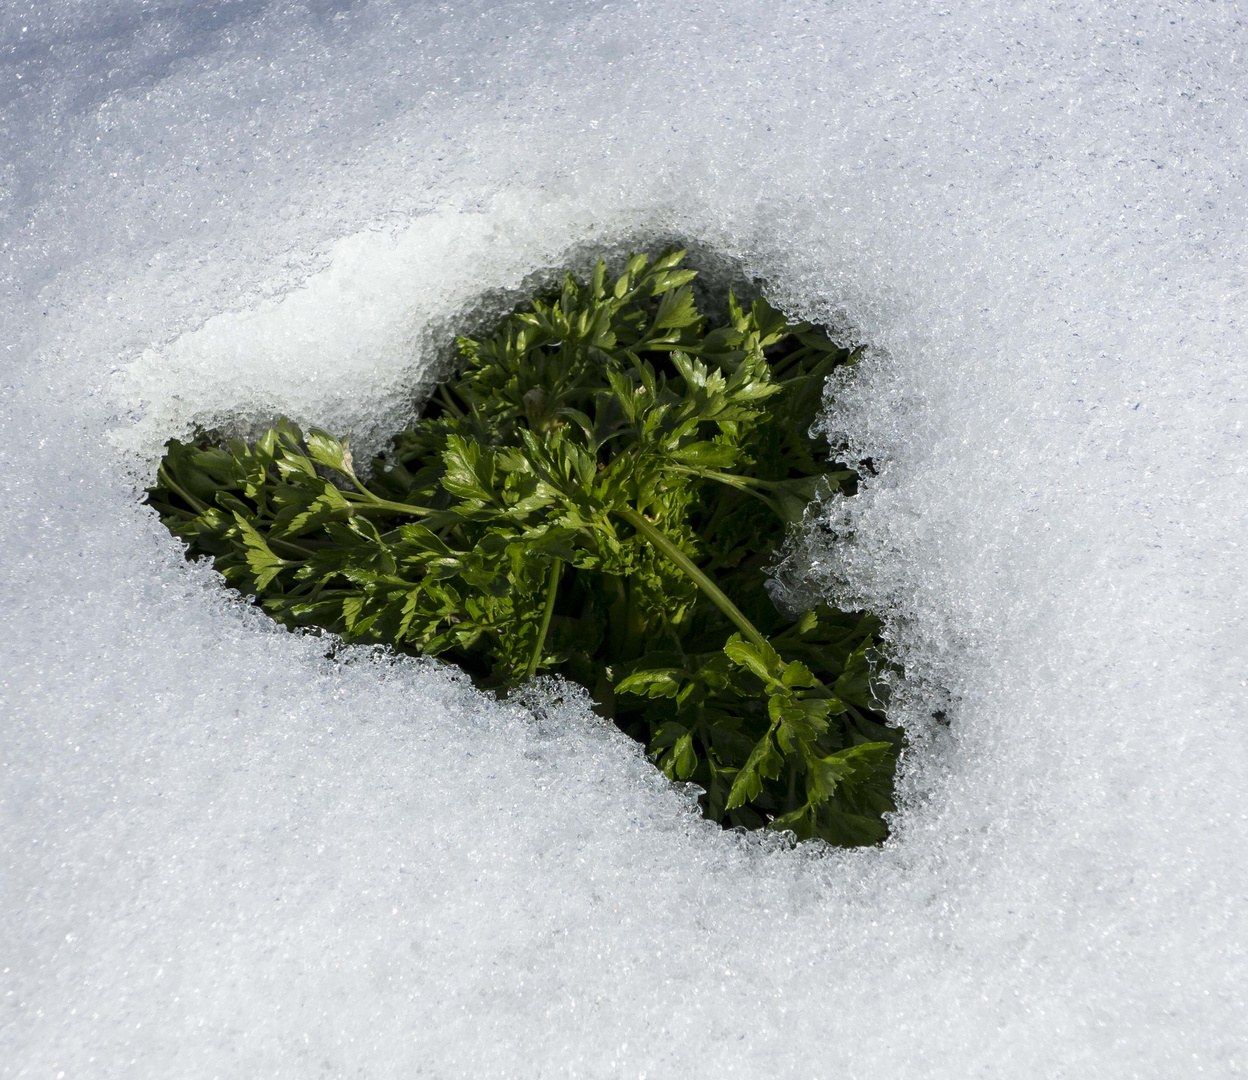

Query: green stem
[345,471,380,500]
[615,508,769,652]
[339,463,420,507]
[437,384,466,418]
[268,535,318,560]
[623,582,646,659]
[669,465,762,489]
[668,466,783,515]
[670,465,796,494]
[525,558,563,678]
[845,702,878,725]
[766,343,817,380]
[345,495,433,518]
[158,466,209,514]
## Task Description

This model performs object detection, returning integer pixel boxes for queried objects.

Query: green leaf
[616,668,685,699]
[669,441,740,469]
[305,429,355,477]
[726,732,784,810]
[781,661,816,688]
[279,481,351,537]
[441,435,496,503]
[667,731,697,780]
[652,285,700,331]
[804,748,857,801]
[723,633,784,685]
[231,512,286,590]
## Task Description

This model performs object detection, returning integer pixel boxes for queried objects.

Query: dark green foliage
[149,249,904,846]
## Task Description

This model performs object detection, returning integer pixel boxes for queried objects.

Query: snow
[3,2,1246,1076]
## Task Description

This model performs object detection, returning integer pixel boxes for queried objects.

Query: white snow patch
[2,2,1245,1077]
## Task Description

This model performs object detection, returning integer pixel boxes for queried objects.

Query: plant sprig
[149,249,903,846]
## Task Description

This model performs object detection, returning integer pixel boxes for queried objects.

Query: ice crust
[3,2,1246,1076]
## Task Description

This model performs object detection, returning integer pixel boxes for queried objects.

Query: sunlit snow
[3,2,1245,1076]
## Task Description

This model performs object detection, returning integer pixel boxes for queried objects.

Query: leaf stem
[845,702,876,726]
[267,535,319,560]
[157,466,209,514]
[345,472,380,500]
[437,384,466,418]
[668,465,782,515]
[670,465,804,494]
[345,495,433,518]
[525,557,563,678]
[615,508,769,652]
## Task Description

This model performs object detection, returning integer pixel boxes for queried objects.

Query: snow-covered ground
[3,3,1245,1076]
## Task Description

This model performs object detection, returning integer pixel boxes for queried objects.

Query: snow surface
[3,1,1246,1076]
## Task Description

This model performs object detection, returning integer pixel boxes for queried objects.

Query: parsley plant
[149,249,903,846]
